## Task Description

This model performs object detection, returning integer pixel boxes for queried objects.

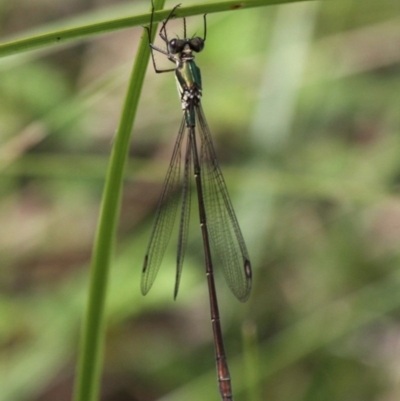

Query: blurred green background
[1,0,400,400]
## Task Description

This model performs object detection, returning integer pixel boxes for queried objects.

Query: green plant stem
[71,1,165,400]
[0,0,314,58]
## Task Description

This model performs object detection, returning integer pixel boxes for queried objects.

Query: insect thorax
[175,59,203,111]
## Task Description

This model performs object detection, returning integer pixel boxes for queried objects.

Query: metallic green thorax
[175,59,202,127]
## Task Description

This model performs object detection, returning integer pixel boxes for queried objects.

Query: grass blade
[72,1,166,400]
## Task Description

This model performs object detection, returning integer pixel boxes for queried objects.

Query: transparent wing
[197,105,252,302]
[174,130,192,299]
[141,118,186,295]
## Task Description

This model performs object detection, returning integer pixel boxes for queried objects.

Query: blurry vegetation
[1,0,400,401]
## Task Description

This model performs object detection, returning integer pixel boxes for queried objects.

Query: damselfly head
[168,37,205,55]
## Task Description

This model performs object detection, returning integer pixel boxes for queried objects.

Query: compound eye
[168,39,184,54]
[189,37,204,52]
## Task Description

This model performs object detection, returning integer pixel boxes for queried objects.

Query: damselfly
[142,5,252,400]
